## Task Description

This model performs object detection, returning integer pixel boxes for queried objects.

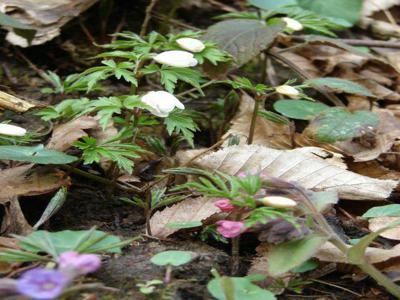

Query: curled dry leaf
[47,116,98,151]
[1,197,32,235]
[369,216,400,240]
[0,0,99,47]
[150,197,220,239]
[193,145,398,200]
[223,93,294,149]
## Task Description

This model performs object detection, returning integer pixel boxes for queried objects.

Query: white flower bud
[176,38,206,53]
[282,17,303,31]
[275,85,300,98]
[0,123,26,136]
[154,50,198,68]
[141,91,185,118]
[260,196,297,209]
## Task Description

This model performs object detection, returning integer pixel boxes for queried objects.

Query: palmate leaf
[164,110,199,147]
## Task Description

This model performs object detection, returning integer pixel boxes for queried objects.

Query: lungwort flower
[0,123,26,136]
[154,50,198,67]
[214,199,235,213]
[58,251,101,275]
[176,38,205,53]
[216,220,244,238]
[141,91,185,117]
[16,268,70,300]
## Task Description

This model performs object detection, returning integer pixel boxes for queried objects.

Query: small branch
[293,36,400,49]
[140,0,159,37]
[248,97,261,145]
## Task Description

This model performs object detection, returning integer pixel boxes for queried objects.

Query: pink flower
[58,251,101,275]
[215,199,235,212]
[236,172,247,178]
[216,220,244,238]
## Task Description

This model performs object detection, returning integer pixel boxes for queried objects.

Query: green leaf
[274,100,329,120]
[309,191,338,212]
[164,110,199,147]
[298,0,362,25]
[306,77,373,97]
[17,229,124,257]
[159,67,204,93]
[207,276,276,300]
[292,260,319,273]
[267,233,327,277]
[347,219,400,264]
[150,250,194,266]
[258,110,290,125]
[362,204,400,219]
[0,144,78,164]
[205,19,283,67]
[306,107,379,143]
[33,187,68,229]
[248,0,297,10]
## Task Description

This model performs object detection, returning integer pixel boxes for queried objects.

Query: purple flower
[59,251,101,275]
[16,268,69,299]
[214,199,235,213]
[216,220,244,238]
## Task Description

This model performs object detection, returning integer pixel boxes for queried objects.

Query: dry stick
[268,51,345,107]
[140,0,160,37]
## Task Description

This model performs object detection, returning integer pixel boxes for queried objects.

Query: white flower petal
[282,17,303,31]
[154,50,198,68]
[275,85,299,98]
[260,196,297,209]
[176,38,206,53]
[0,123,26,137]
[141,91,185,117]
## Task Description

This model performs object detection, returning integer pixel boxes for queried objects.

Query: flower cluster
[7,251,101,300]
[141,38,206,118]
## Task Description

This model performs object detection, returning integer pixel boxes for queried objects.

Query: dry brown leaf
[222,93,293,149]
[280,52,320,77]
[150,197,220,239]
[0,0,99,47]
[1,165,70,202]
[0,91,35,112]
[193,145,398,200]
[1,198,32,235]
[47,116,98,151]
[362,0,400,17]
[369,217,400,240]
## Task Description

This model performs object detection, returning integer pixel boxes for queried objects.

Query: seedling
[136,279,163,295]
[150,250,195,283]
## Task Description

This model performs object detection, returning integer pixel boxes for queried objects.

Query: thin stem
[140,0,159,37]
[358,263,400,298]
[248,96,261,145]
[164,265,173,284]
[60,165,114,186]
[231,236,240,275]
[176,80,217,97]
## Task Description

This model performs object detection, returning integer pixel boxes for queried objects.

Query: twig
[79,17,96,44]
[140,0,160,37]
[206,0,238,12]
[268,51,345,107]
[293,36,400,49]
[248,96,261,145]
[152,13,200,30]
[311,279,362,297]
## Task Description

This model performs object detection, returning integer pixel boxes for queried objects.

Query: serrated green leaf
[267,233,327,277]
[164,110,198,147]
[0,144,77,164]
[306,77,373,97]
[205,19,284,67]
[306,107,379,143]
[362,204,400,219]
[274,100,329,120]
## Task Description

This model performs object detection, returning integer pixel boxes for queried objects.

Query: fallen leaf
[0,0,99,47]
[362,0,400,17]
[47,116,98,151]
[223,93,294,149]
[369,217,400,240]
[1,197,32,235]
[193,145,398,200]
[150,197,220,238]
[0,91,35,112]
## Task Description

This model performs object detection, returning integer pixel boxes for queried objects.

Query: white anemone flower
[154,50,198,68]
[141,91,185,117]
[275,85,300,98]
[0,123,26,136]
[176,38,206,53]
[260,196,297,209]
[282,17,303,31]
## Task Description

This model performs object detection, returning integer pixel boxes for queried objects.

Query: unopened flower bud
[0,123,26,136]
[141,91,184,117]
[260,196,297,209]
[214,199,235,213]
[176,38,205,53]
[275,85,300,98]
[282,17,303,31]
[154,50,198,68]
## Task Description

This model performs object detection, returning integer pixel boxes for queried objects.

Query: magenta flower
[59,251,101,275]
[16,268,69,299]
[216,220,244,238]
[214,199,235,213]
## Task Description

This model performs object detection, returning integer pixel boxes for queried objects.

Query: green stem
[60,165,113,186]
[247,95,261,145]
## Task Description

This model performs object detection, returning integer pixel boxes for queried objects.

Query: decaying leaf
[1,197,32,235]
[47,116,98,151]
[223,94,293,149]
[0,91,35,112]
[369,217,400,240]
[150,197,220,239]
[0,0,99,47]
[193,145,398,200]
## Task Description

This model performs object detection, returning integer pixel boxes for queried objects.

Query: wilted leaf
[1,198,32,235]
[150,197,220,238]
[0,91,35,112]
[274,100,329,120]
[267,233,328,277]
[47,116,98,151]
[223,94,293,149]
[193,145,398,200]
[306,77,373,97]
[303,108,379,143]
[368,217,400,241]
[205,20,283,67]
